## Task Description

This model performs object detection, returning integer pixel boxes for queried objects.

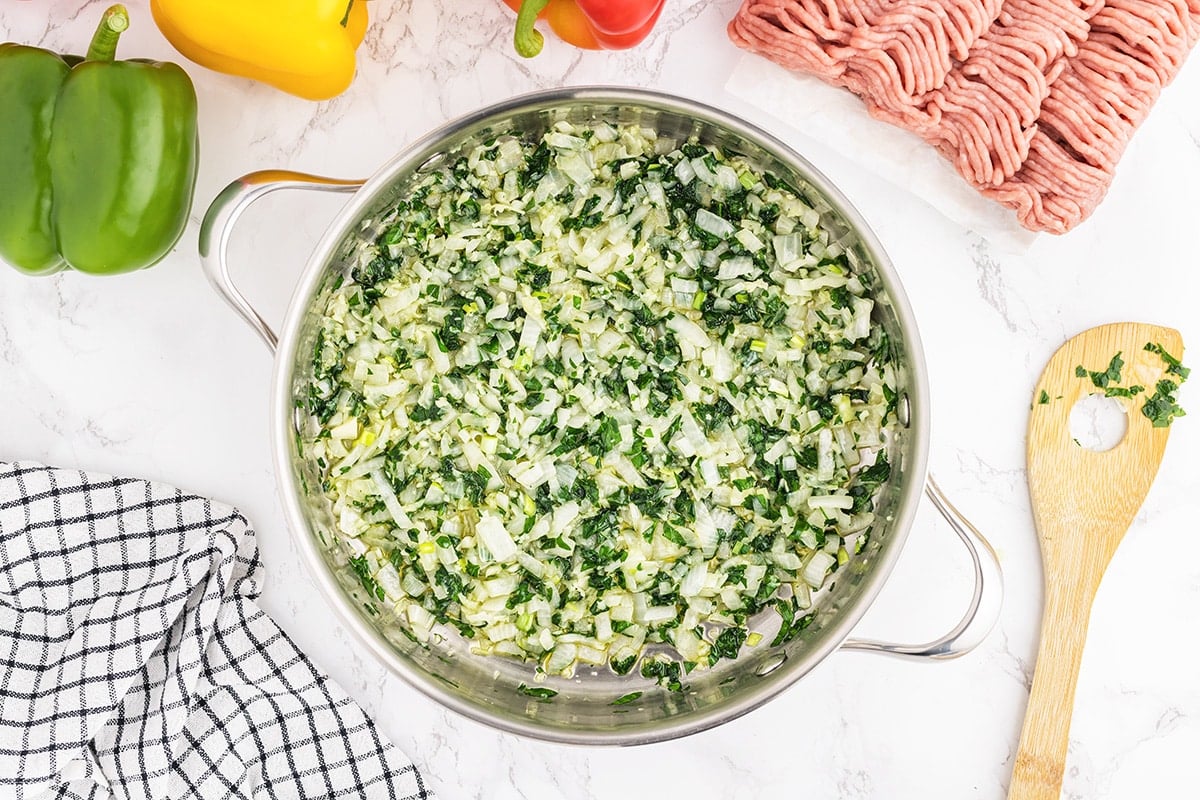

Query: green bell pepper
[0,5,199,276]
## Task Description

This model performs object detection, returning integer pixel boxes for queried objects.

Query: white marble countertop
[3,1,1199,797]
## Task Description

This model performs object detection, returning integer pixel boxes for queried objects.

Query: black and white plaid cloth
[0,461,432,800]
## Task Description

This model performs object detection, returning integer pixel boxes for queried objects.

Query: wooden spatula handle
[1008,549,1104,798]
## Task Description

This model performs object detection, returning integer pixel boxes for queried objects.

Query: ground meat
[729,0,1200,233]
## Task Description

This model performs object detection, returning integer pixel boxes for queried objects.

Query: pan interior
[278,91,927,744]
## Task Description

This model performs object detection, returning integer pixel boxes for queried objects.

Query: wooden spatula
[1008,322,1185,800]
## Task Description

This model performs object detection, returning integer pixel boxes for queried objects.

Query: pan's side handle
[841,478,1004,660]
[198,170,365,353]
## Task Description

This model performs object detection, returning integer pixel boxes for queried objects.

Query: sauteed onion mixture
[301,121,899,682]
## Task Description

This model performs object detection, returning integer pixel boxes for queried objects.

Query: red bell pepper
[503,0,665,57]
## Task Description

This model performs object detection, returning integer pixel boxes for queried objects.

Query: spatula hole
[1068,394,1127,452]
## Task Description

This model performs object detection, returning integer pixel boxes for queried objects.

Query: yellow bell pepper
[149,0,369,101]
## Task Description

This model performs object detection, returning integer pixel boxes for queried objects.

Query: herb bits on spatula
[1009,322,1188,800]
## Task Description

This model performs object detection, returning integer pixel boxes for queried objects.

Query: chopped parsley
[1076,352,1124,389]
[1140,342,1189,427]
[1103,385,1144,399]
[349,555,384,602]
[640,657,684,692]
[1142,379,1186,428]
[709,626,748,665]
[771,597,815,646]
[610,653,638,675]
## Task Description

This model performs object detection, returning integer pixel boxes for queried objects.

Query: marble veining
[2,1,1199,798]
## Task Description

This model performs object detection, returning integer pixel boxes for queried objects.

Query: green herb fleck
[517,684,558,700]
[640,657,683,692]
[349,555,384,602]
[771,598,815,646]
[1141,379,1186,428]
[661,524,688,547]
[610,653,638,675]
[590,416,622,456]
[1077,353,1124,389]
[1145,342,1191,380]
[848,452,890,513]
[709,626,748,665]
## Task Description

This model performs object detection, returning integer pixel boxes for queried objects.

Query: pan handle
[198,170,365,353]
[840,477,1003,660]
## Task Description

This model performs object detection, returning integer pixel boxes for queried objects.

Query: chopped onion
[674,159,696,185]
[735,228,765,253]
[476,513,517,563]
[667,314,712,350]
[808,494,854,510]
[371,470,413,530]
[544,643,578,674]
[716,257,755,281]
[642,606,678,624]
[802,551,836,588]
[695,209,734,239]
[691,157,716,185]
[692,503,720,558]
[772,233,806,266]
[680,562,708,597]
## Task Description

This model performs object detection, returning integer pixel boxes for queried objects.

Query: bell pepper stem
[86,5,130,62]
[514,0,550,58]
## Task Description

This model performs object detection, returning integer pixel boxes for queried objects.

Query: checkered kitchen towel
[0,461,432,800]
